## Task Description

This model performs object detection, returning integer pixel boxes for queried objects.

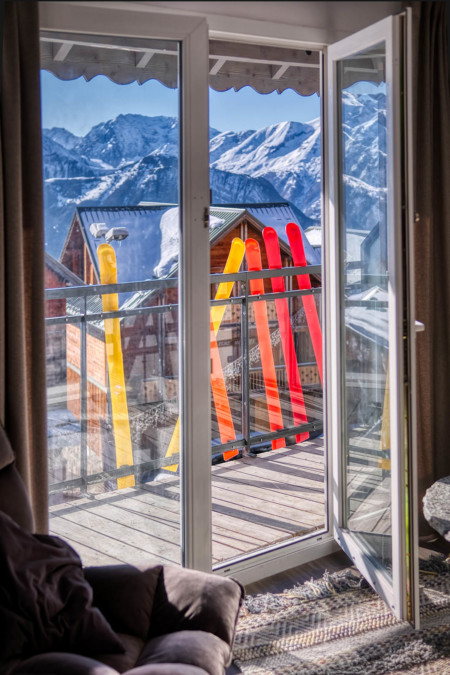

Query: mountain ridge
[43,91,386,258]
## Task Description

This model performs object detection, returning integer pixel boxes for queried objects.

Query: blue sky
[40,71,320,136]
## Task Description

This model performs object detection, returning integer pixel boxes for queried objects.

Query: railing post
[80,296,88,494]
[241,278,250,453]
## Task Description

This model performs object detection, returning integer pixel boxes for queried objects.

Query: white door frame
[39,1,212,572]
[326,13,418,623]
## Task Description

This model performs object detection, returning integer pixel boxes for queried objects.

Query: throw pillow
[0,511,124,662]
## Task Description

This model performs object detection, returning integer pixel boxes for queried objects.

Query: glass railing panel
[46,283,183,567]
[46,265,325,569]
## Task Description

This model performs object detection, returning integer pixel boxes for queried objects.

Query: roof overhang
[40,31,321,95]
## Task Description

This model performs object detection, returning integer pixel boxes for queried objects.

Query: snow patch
[153,208,225,278]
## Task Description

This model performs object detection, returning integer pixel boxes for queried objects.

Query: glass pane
[208,39,325,566]
[42,34,182,568]
[337,43,392,575]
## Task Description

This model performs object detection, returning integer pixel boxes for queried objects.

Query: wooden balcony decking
[49,437,326,568]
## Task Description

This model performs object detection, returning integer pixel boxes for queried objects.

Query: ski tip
[231,237,245,255]
[262,227,283,269]
[286,222,301,238]
[244,238,260,253]
[97,242,115,255]
[262,226,277,242]
[97,243,117,274]
[244,238,262,272]
[286,221,307,266]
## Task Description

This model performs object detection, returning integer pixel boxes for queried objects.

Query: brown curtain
[409,1,450,535]
[0,1,47,532]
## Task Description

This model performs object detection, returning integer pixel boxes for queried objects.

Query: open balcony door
[326,11,420,625]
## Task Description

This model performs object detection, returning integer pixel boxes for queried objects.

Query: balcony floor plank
[49,437,326,567]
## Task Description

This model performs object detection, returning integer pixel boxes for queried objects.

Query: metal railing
[45,264,322,493]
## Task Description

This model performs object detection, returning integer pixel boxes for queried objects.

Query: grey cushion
[137,631,231,675]
[150,566,244,646]
[97,635,145,674]
[127,666,208,675]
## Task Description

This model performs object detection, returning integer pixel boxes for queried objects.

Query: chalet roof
[73,201,318,283]
[45,252,84,287]
[304,225,322,249]
[75,204,173,285]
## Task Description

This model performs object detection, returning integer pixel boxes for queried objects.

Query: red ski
[286,222,323,386]
[245,238,285,449]
[262,227,309,443]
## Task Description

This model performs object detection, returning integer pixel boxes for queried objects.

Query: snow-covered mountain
[44,127,81,150]
[42,91,386,258]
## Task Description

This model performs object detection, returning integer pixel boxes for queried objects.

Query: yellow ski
[98,243,134,489]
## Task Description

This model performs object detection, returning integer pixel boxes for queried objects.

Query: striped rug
[233,556,450,674]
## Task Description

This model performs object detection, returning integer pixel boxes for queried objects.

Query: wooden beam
[136,50,155,68]
[209,57,227,76]
[272,63,290,80]
[54,42,73,62]
[41,36,319,70]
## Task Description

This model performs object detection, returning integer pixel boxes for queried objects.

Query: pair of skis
[256,225,311,443]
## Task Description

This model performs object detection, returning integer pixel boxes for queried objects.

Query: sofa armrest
[150,566,244,647]
[84,565,162,640]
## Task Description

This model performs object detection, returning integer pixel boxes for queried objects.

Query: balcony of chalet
[45,264,326,567]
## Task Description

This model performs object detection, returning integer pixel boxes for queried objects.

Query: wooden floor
[49,437,326,567]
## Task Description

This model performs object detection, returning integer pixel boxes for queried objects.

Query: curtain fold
[410,1,450,535]
[0,1,47,532]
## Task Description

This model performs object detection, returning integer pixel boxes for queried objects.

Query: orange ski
[263,227,309,443]
[245,239,285,449]
[211,238,245,460]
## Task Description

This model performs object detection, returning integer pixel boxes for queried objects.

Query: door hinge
[203,206,210,228]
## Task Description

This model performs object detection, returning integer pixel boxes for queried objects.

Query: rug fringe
[243,555,450,615]
[244,569,370,614]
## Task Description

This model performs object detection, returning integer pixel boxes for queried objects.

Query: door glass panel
[337,43,392,575]
[208,39,326,567]
[41,33,183,568]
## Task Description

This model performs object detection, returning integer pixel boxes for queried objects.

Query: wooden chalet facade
[44,253,84,389]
